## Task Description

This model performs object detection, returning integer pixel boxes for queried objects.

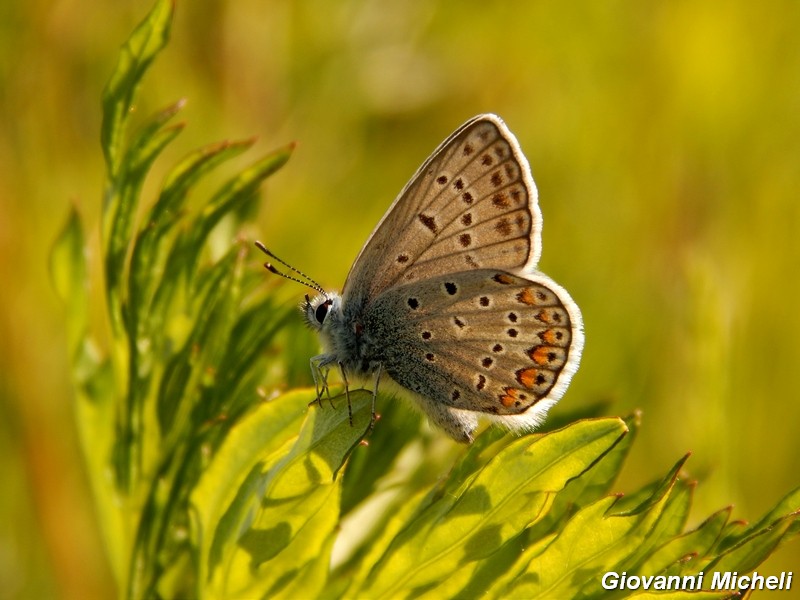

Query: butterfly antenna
[254,241,327,296]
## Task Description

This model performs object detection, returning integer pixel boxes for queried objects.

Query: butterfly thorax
[305,292,383,377]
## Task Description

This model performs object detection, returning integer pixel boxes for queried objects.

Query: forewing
[342,114,542,306]
[364,269,583,417]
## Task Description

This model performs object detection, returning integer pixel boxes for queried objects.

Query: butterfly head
[303,292,342,332]
[255,241,339,332]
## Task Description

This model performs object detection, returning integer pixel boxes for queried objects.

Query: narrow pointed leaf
[101,0,174,176]
[705,511,799,574]
[640,506,732,576]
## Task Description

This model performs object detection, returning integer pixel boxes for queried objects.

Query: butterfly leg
[310,355,334,409]
[368,364,383,433]
[338,361,353,426]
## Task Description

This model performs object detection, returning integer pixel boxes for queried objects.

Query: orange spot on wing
[540,329,557,344]
[529,346,552,365]
[535,309,552,323]
[516,368,539,389]
[516,288,537,305]
[499,387,521,407]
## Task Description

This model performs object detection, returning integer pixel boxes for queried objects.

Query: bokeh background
[2,1,798,597]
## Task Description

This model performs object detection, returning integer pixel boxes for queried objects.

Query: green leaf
[155,245,241,440]
[358,417,629,598]
[203,295,294,422]
[101,0,174,177]
[504,494,623,598]
[128,138,256,338]
[338,395,427,517]
[499,454,687,599]
[715,484,800,552]
[527,410,640,541]
[705,510,799,575]
[49,206,87,352]
[104,103,185,337]
[195,390,373,599]
[639,506,732,576]
[619,477,694,572]
[184,143,295,271]
[73,347,124,580]
[192,390,311,587]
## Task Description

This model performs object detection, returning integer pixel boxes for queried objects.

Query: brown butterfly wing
[363,269,583,420]
[342,114,543,307]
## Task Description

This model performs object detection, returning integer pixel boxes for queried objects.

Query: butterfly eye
[315,300,332,324]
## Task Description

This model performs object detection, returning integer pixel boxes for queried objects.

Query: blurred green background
[1,1,798,597]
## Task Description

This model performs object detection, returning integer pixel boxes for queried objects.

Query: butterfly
[258,114,583,443]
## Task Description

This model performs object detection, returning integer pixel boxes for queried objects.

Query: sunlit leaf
[358,418,629,598]
[199,391,373,599]
[706,511,799,575]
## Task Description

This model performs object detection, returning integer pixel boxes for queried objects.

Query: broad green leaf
[456,413,637,599]
[442,418,636,598]
[527,411,640,542]
[359,417,629,598]
[270,529,337,600]
[203,391,373,599]
[333,428,515,597]
[573,456,691,598]
[192,390,312,589]
[501,494,623,598]
[500,455,686,598]
[438,426,520,499]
